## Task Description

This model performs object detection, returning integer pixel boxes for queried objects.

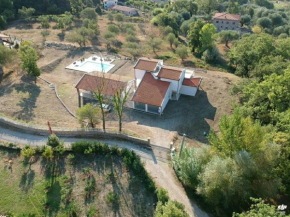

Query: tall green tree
[199,24,216,53]
[67,27,94,47]
[218,30,240,48]
[188,20,204,53]
[19,45,41,83]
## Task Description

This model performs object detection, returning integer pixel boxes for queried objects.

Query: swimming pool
[79,61,114,73]
[66,57,115,73]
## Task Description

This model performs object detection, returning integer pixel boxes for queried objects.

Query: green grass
[0,148,156,216]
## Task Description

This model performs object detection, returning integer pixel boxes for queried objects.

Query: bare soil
[0,18,241,148]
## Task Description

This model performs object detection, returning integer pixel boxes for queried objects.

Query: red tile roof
[182,77,202,87]
[157,66,183,81]
[75,74,127,96]
[133,72,170,107]
[212,13,240,21]
[134,58,159,71]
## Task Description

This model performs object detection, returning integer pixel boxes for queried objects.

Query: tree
[148,37,162,55]
[67,27,94,47]
[18,7,35,19]
[196,0,218,13]
[42,146,53,160]
[112,87,130,132]
[208,109,268,158]
[0,15,6,29]
[240,15,251,27]
[202,48,220,63]
[180,20,192,36]
[176,45,188,61]
[196,156,246,210]
[228,33,274,77]
[252,25,262,34]
[39,16,50,29]
[199,23,216,53]
[108,12,114,23]
[47,134,65,155]
[21,146,36,160]
[41,30,50,42]
[124,42,143,60]
[156,188,169,204]
[188,20,204,53]
[257,17,272,29]
[93,75,107,132]
[218,30,239,48]
[80,8,97,20]
[0,45,16,66]
[108,24,120,35]
[19,45,41,83]
[233,198,290,217]
[76,103,100,128]
[68,0,83,15]
[155,200,189,217]
[166,33,176,49]
[114,13,124,22]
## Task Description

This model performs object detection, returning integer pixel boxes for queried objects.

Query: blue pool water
[79,61,114,73]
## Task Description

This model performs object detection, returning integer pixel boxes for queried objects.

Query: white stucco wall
[180,85,198,96]
[160,78,178,92]
[135,69,146,87]
[161,84,171,113]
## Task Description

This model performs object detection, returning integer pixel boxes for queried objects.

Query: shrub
[156,188,169,204]
[108,24,120,35]
[126,35,137,42]
[202,48,220,63]
[21,146,36,159]
[106,190,119,203]
[42,146,53,160]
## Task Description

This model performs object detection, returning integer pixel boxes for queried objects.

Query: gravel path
[0,124,209,217]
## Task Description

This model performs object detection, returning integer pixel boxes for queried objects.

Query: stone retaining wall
[0,116,154,149]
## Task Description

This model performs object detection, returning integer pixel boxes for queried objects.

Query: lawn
[0,146,156,217]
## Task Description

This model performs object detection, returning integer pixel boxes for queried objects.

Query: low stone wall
[0,116,154,149]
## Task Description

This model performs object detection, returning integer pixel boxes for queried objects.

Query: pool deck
[66,56,115,73]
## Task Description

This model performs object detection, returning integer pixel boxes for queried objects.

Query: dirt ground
[0,17,241,148]
[0,45,240,147]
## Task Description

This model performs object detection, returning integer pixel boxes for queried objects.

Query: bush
[278,33,288,39]
[42,146,53,160]
[108,24,120,34]
[126,35,137,42]
[156,188,169,204]
[202,48,220,63]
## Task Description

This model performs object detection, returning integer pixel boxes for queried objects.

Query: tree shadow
[45,180,62,216]
[12,75,41,121]
[57,32,66,41]
[19,169,35,192]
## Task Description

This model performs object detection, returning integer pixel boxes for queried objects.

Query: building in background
[111,5,138,16]
[103,0,118,10]
[212,13,240,32]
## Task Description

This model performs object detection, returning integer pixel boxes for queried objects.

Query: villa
[132,57,202,115]
[74,57,202,115]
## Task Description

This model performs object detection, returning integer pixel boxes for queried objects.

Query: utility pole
[179,133,186,157]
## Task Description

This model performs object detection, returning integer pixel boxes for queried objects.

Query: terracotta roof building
[157,66,183,81]
[132,57,203,114]
[212,13,240,32]
[133,73,170,107]
[75,73,130,107]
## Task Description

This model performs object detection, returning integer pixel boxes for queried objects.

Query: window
[216,21,219,23]
[222,21,223,24]
[226,21,229,24]
[233,22,235,25]
[226,27,228,30]
[147,104,159,114]
[135,102,146,111]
